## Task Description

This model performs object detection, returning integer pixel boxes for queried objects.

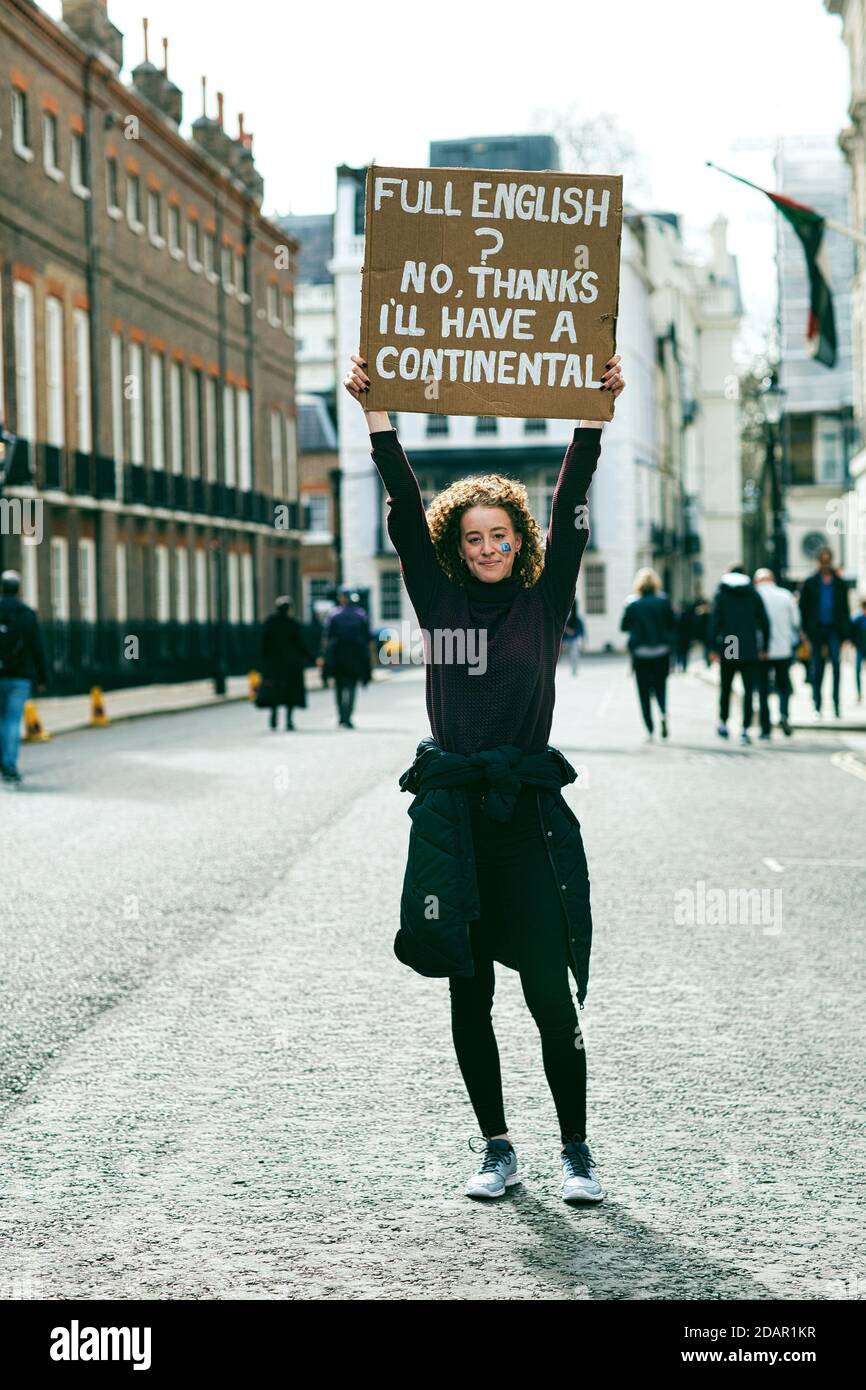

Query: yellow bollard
[89,685,111,726]
[23,700,51,742]
[248,670,261,701]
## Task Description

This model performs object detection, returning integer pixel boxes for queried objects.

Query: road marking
[831,751,866,784]
[763,858,784,873]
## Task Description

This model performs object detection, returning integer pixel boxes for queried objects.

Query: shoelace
[561,1141,601,1180]
[468,1135,512,1171]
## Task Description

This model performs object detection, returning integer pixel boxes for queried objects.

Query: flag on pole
[707,161,837,368]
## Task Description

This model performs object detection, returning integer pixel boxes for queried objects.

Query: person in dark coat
[620,568,677,740]
[259,596,308,730]
[321,589,372,728]
[709,565,770,744]
[0,568,48,784]
[345,347,625,1205]
[798,546,851,719]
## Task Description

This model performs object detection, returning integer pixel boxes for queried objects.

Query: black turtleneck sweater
[369,426,602,755]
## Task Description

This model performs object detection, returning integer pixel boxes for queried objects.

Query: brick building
[0,0,301,691]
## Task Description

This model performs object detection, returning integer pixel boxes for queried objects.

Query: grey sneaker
[465,1136,519,1199]
[560,1137,604,1204]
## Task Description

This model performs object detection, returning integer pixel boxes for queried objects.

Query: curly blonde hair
[425,473,545,589]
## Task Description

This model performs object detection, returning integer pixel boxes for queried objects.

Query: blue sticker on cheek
[499,542,511,553]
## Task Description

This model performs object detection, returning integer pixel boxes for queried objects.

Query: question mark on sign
[475,227,504,264]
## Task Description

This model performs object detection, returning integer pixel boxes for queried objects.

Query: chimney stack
[61,0,123,71]
[130,16,182,125]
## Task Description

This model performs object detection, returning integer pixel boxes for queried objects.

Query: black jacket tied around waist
[395,737,594,1006]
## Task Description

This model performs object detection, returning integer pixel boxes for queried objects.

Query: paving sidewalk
[25,667,392,737]
[689,650,866,731]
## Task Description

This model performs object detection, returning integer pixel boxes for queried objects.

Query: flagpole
[706,159,866,248]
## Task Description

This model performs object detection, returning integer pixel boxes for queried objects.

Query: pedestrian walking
[852,598,866,701]
[799,547,851,720]
[0,568,48,784]
[753,568,800,739]
[674,602,693,671]
[620,569,676,740]
[258,596,308,731]
[344,348,625,1205]
[321,589,372,729]
[691,595,711,666]
[709,565,770,744]
[559,599,585,676]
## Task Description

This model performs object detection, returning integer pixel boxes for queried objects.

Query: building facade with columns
[0,0,300,692]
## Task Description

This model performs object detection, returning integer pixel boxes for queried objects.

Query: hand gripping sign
[359,165,623,421]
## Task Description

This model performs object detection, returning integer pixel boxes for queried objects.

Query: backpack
[0,606,27,674]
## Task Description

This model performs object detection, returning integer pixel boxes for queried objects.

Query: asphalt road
[1,658,864,1300]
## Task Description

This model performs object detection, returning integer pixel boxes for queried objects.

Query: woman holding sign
[344,351,624,1203]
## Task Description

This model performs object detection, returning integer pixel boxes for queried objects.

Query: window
[204,377,217,480]
[187,218,201,270]
[70,131,88,196]
[223,384,236,486]
[12,278,35,439]
[73,307,91,453]
[12,281,35,439]
[128,341,144,465]
[21,535,38,609]
[227,551,240,623]
[240,551,254,623]
[45,296,65,449]
[425,415,449,436]
[234,249,246,298]
[305,492,329,533]
[155,546,170,621]
[194,548,208,621]
[168,203,182,256]
[269,408,283,496]
[169,360,183,474]
[147,189,164,246]
[221,243,234,292]
[116,542,128,624]
[524,417,548,434]
[175,546,190,623]
[266,282,279,324]
[78,537,97,621]
[380,570,402,622]
[815,415,845,485]
[237,387,251,490]
[127,172,142,229]
[475,416,498,435]
[203,230,216,278]
[583,561,606,616]
[12,87,32,160]
[283,413,298,501]
[150,352,165,469]
[50,537,70,619]
[106,154,120,214]
[43,111,62,179]
[110,332,124,464]
[188,369,203,478]
[282,292,293,334]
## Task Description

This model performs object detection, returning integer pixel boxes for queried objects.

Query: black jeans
[809,627,842,713]
[632,653,670,732]
[448,785,587,1145]
[335,679,357,723]
[758,658,791,733]
[719,658,759,728]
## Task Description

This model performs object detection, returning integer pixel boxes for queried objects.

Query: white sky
[43,0,851,358]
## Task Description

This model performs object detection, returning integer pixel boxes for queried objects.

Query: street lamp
[762,370,787,580]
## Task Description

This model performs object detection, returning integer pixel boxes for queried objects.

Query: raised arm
[345,353,443,623]
[539,426,603,625]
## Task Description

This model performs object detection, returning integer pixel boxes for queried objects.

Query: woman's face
[459,506,522,582]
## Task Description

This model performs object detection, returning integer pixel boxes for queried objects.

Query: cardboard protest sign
[359,165,622,421]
